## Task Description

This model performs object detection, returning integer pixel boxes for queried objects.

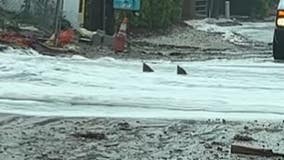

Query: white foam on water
[0,48,284,120]
[185,19,274,44]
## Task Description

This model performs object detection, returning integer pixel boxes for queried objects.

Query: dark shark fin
[143,63,154,72]
[177,65,187,75]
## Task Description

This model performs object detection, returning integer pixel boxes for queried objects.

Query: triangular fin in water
[143,63,154,72]
[177,65,187,75]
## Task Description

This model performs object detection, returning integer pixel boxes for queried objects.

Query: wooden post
[231,144,284,157]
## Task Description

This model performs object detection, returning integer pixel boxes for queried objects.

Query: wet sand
[0,114,283,160]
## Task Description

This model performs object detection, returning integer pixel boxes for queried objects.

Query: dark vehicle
[273,0,284,60]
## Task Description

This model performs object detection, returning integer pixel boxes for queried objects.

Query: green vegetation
[125,0,184,30]
[251,0,278,18]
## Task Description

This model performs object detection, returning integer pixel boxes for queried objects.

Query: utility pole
[102,0,106,34]
[209,0,214,18]
[54,0,64,47]
[43,0,49,26]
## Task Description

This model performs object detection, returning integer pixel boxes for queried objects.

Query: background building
[182,0,274,19]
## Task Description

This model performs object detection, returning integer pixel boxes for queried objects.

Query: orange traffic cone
[118,17,128,36]
[113,17,128,53]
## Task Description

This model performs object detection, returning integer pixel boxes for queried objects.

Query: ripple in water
[0,48,284,120]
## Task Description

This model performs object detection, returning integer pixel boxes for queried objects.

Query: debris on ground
[72,132,107,140]
[0,32,33,47]
[231,143,284,157]
[45,28,75,47]
[0,116,283,160]
[78,27,97,39]
[117,121,131,131]
[233,134,255,142]
[0,18,273,61]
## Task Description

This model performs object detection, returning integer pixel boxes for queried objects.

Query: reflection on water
[0,47,284,120]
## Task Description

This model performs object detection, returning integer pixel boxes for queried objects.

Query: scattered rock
[216,21,242,27]
[72,132,107,140]
[0,45,8,52]
[217,147,223,152]
[117,122,131,131]
[212,141,226,146]
[213,153,219,159]
[104,143,119,148]
[233,134,254,142]
[0,116,283,159]
[204,143,213,149]
[265,127,283,133]
[169,52,182,56]
[174,149,183,153]
[33,118,61,126]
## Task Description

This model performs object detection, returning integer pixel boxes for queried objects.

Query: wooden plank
[231,143,284,157]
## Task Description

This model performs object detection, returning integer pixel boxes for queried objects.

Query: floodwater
[186,20,274,44]
[0,47,284,120]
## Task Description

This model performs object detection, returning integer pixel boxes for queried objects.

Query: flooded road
[0,47,283,120]
[186,20,274,45]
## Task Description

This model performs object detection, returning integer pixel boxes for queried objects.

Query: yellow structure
[78,0,86,27]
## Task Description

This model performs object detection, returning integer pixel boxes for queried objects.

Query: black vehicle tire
[273,35,284,60]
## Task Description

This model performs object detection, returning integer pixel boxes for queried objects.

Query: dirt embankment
[127,22,273,61]
[81,22,272,61]
[1,20,272,61]
[0,114,283,160]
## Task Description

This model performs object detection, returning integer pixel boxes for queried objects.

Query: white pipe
[225,1,230,19]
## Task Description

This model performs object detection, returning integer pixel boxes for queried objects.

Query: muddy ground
[50,23,272,61]
[0,21,278,160]
[0,114,283,160]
